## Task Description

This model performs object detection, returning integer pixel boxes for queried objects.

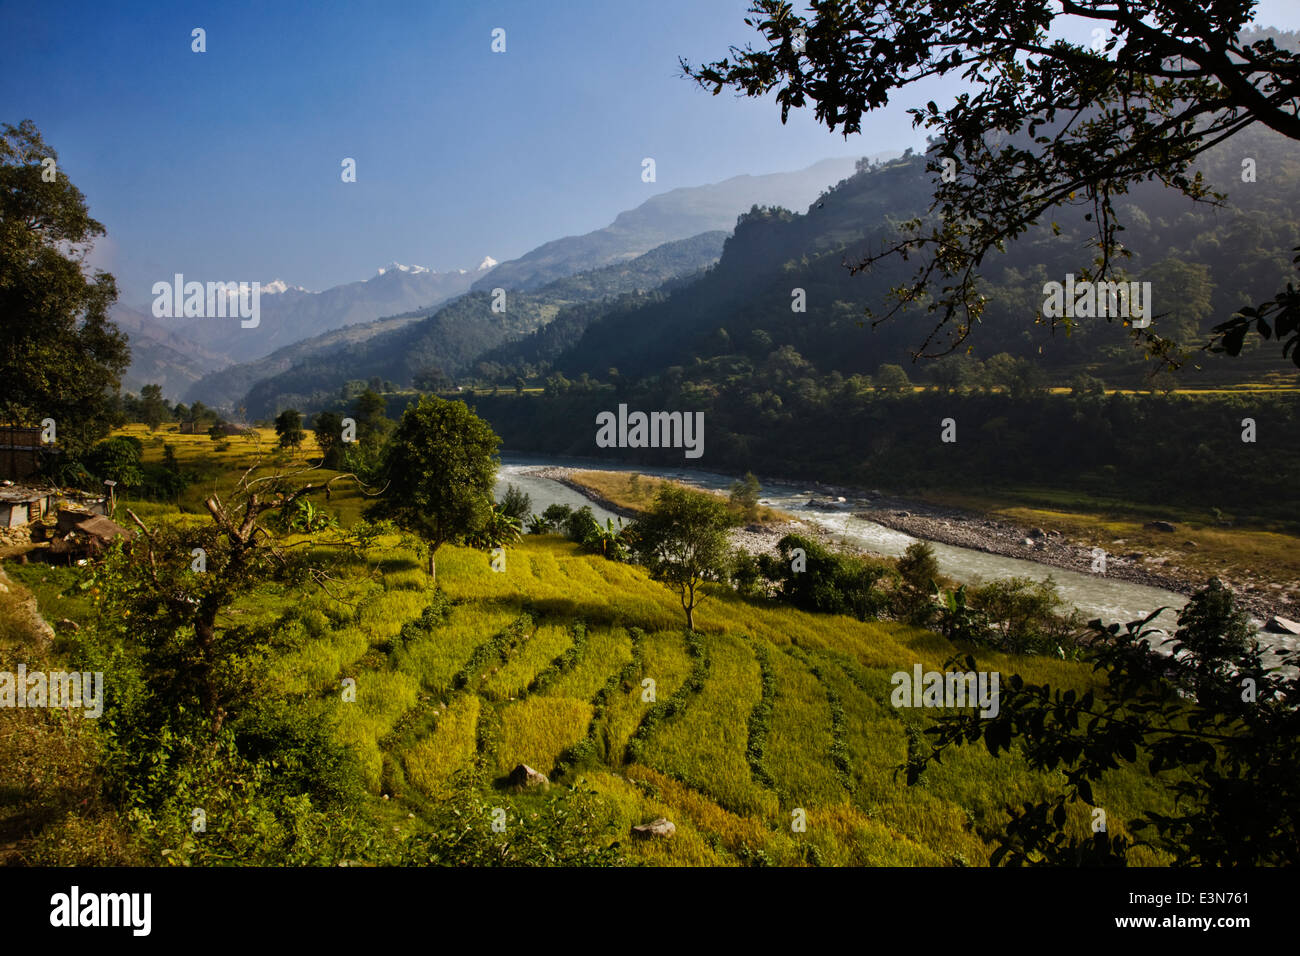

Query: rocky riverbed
[851,499,1298,624]
[522,465,1299,627]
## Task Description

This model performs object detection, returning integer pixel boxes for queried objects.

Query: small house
[0,484,56,529]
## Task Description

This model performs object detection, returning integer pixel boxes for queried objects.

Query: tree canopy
[365,395,501,581]
[632,484,738,630]
[0,119,129,461]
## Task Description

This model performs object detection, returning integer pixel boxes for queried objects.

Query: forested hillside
[543,126,1300,386]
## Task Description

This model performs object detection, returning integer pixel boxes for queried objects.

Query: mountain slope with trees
[238,231,729,418]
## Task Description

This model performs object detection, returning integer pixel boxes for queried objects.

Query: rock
[894,511,911,518]
[1264,616,1300,635]
[632,817,676,839]
[507,763,549,789]
[1124,552,1143,562]
[1022,538,1036,548]
[1028,527,1045,538]
[1146,520,1177,533]
[1046,530,1061,537]
[867,490,883,499]
[1183,540,1198,549]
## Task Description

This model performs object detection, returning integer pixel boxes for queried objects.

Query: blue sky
[4,0,1299,304]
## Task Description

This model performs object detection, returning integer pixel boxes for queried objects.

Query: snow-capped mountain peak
[377,262,431,277]
[261,279,306,295]
[477,256,498,271]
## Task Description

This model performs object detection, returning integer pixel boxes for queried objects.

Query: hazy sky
[4,1,1298,304]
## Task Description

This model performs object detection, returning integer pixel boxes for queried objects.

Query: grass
[566,469,788,523]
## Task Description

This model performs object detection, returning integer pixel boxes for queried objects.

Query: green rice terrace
[1,428,1182,866]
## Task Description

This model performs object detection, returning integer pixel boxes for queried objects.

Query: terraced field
[5,427,1179,865]
[275,532,1174,866]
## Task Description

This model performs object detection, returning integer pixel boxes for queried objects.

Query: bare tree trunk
[428,547,436,583]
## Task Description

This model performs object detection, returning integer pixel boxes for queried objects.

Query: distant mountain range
[234,231,731,418]
[471,157,867,292]
[161,156,881,410]
[118,258,498,396]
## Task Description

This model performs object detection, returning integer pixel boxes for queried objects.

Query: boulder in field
[632,817,676,839]
[1028,527,1045,538]
[1265,616,1300,635]
[1146,520,1177,533]
[507,764,549,789]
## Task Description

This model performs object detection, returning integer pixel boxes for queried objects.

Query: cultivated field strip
[281,533,1180,864]
[635,632,779,819]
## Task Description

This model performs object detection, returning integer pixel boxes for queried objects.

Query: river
[494,453,1200,633]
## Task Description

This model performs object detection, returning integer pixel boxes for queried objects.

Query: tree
[499,483,532,522]
[312,411,346,469]
[0,120,129,459]
[729,471,761,520]
[86,435,144,488]
[351,388,392,448]
[928,355,971,392]
[274,409,305,449]
[874,363,912,392]
[632,485,739,630]
[85,465,379,865]
[983,352,1019,392]
[1069,373,1107,398]
[896,540,939,621]
[418,369,454,395]
[138,384,169,431]
[364,396,500,582]
[684,3,1300,362]
[1170,576,1261,701]
[759,533,893,621]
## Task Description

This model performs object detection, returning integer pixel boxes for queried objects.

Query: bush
[563,505,601,543]
[499,484,532,522]
[967,576,1080,655]
[758,534,894,620]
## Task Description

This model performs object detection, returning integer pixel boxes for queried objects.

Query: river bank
[518,463,1298,626]
[519,465,838,559]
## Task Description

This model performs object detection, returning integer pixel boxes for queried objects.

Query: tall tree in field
[0,119,129,459]
[312,410,346,469]
[365,395,500,582]
[633,485,739,630]
[683,3,1300,364]
[138,383,169,431]
[274,409,305,449]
